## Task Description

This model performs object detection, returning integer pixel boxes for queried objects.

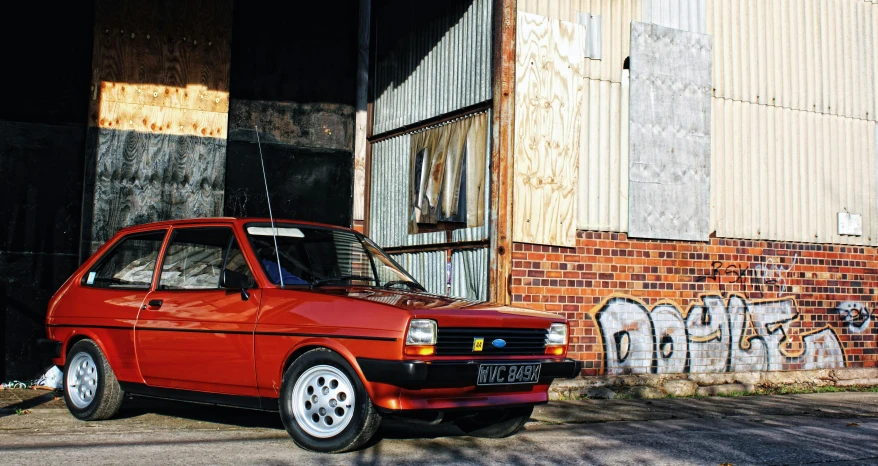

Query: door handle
[148,299,163,308]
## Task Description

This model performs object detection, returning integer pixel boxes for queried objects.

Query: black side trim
[36,339,62,359]
[47,324,397,341]
[357,358,582,389]
[118,382,279,412]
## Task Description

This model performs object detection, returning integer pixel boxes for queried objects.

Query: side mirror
[221,269,252,301]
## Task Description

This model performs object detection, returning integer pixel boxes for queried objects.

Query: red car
[41,218,580,452]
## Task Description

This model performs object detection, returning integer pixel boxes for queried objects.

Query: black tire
[456,406,534,438]
[279,348,381,453]
[63,339,124,421]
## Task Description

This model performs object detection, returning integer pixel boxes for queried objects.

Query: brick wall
[512,232,878,376]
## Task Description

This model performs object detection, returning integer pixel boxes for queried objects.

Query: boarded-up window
[409,112,488,233]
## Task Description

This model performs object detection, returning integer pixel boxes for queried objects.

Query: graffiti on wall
[695,254,799,298]
[591,293,849,375]
[834,302,873,334]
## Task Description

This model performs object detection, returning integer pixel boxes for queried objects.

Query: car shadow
[115,395,480,443]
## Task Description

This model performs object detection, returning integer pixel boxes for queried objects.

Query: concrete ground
[1,388,877,465]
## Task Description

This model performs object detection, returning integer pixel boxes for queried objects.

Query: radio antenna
[255,125,284,287]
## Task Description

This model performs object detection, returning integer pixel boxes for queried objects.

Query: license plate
[476,363,541,386]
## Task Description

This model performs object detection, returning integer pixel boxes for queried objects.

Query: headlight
[546,323,568,346]
[406,319,437,345]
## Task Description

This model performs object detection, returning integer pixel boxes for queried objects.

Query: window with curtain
[409,112,488,233]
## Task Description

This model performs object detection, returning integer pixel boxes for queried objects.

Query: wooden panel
[83,0,233,252]
[513,12,584,247]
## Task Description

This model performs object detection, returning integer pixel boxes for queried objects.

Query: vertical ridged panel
[369,135,445,248]
[372,0,492,134]
[390,251,447,296]
[708,0,876,122]
[518,0,642,83]
[578,74,630,232]
[642,0,707,33]
[450,248,489,301]
[712,98,878,246]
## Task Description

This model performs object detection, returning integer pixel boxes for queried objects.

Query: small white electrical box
[838,212,863,236]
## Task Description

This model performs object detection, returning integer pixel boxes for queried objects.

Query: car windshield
[244,223,420,289]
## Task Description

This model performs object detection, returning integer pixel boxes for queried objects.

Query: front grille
[436,328,548,356]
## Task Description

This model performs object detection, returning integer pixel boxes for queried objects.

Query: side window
[225,238,255,287]
[159,227,254,290]
[85,231,166,289]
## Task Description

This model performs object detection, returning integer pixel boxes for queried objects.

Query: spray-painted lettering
[591,293,846,375]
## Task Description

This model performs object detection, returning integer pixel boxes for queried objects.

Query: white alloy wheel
[67,352,99,408]
[291,365,356,438]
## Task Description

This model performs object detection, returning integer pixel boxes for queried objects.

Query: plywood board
[513,12,585,247]
[628,22,712,241]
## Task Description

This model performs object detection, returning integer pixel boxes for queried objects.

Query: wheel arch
[280,339,375,400]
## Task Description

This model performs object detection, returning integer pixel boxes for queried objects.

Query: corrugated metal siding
[707,0,878,246]
[390,251,447,295]
[578,73,630,232]
[711,98,878,245]
[372,0,492,135]
[517,0,642,83]
[642,0,706,33]
[707,0,877,122]
[369,113,492,249]
[451,248,489,301]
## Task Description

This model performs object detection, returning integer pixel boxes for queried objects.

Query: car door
[135,225,261,397]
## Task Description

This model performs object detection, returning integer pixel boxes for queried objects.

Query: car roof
[116,217,358,235]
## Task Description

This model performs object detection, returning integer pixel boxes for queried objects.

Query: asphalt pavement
[1,389,876,465]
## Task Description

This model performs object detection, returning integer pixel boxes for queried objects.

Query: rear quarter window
[83,230,167,289]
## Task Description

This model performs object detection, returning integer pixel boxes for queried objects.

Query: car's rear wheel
[279,348,381,453]
[63,339,124,421]
[455,406,534,438]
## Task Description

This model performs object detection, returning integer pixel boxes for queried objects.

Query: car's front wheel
[455,406,534,438]
[63,339,124,421]
[279,348,381,453]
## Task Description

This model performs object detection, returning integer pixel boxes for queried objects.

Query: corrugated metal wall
[372,0,493,135]
[642,0,706,33]
[707,0,877,122]
[708,0,878,246]
[390,250,448,295]
[451,248,489,301]
[711,100,878,245]
[518,0,878,245]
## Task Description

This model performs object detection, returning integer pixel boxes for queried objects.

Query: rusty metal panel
[390,251,447,295]
[708,0,876,122]
[451,248,489,300]
[518,0,642,83]
[642,0,706,33]
[372,0,493,134]
[628,22,712,241]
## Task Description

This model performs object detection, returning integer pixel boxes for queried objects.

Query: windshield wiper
[382,280,426,292]
[311,275,377,288]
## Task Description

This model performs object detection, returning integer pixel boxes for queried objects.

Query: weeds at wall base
[554,384,878,401]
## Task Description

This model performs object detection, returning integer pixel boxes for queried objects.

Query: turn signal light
[545,345,564,356]
[404,345,435,356]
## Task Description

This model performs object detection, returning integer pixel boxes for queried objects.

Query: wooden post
[489,0,516,305]
[353,0,370,226]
